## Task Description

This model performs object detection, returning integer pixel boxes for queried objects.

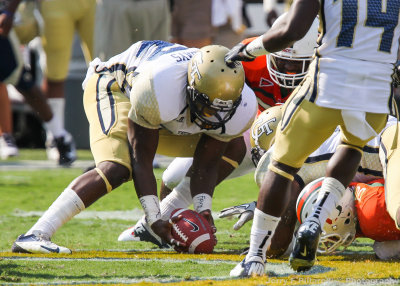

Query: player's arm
[127,119,186,248]
[0,0,22,36]
[190,134,229,232]
[225,0,320,63]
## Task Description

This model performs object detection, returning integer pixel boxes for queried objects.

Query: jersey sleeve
[354,181,400,241]
[128,68,162,129]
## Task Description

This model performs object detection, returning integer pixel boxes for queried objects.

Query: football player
[39,0,96,165]
[117,15,319,246]
[296,177,400,260]
[225,0,399,276]
[220,113,400,269]
[11,41,258,254]
[0,0,53,126]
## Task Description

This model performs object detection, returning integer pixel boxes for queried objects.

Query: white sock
[26,188,85,238]
[246,208,280,261]
[45,98,66,138]
[160,177,192,220]
[309,177,345,226]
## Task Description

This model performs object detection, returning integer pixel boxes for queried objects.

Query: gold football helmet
[249,105,283,166]
[187,45,245,130]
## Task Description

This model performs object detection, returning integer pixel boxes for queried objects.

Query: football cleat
[289,220,322,272]
[118,218,169,248]
[230,255,265,277]
[0,133,19,159]
[12,231,71,254]
[55,132,77,166]
[45,132,59,161]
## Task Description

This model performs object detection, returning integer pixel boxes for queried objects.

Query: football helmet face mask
[267,14,319,89]
[296,177,357,254]
[249,105,282,166]
[187,45,245,131]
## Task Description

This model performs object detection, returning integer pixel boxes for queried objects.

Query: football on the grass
[170,208,216,254]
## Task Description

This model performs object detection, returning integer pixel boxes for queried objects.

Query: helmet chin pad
[187,86,241,130]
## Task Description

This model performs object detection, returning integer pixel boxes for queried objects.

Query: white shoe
[12,231,71,254]
[45,132,59,161]
[0,133,19,159]
[118,217,169,248]
[230,255,265,277]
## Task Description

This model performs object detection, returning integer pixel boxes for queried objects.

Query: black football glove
[225,43,256,68]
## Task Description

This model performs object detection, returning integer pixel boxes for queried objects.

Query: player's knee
[268,160,298,181]
[96,161,130,191]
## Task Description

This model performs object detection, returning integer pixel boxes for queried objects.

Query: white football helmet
[296,177,357,254]
[267,14,320,88]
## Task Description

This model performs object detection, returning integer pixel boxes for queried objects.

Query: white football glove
[218,201,256,230]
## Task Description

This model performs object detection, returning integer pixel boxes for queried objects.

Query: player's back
[317,0,400,64]
[99,40,198,96]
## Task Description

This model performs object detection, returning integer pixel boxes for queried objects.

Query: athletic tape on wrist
[245,35,269,57]
[139,195,161,226]
[193,193,212,213]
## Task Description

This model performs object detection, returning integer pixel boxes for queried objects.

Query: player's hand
[219,201,256,230]
[199,209,218,245]
[393,60,400,87]
[225,43,256,67]
[151,217,187,250]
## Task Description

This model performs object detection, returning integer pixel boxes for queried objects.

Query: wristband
[193,193,212,213]
[139,195,161,226]
[245,35,269,57]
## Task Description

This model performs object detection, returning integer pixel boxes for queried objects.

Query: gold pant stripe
[268,163,294,181]
[95,168,113,193]
[222,156,239,169]
[337,143,363,154]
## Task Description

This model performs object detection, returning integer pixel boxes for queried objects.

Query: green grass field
[1,149,400,285]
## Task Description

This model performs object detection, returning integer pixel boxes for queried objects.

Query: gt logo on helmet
[251,117,276,143]
[189,60,202,86]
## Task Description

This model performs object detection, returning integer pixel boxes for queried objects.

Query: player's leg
[231,84,339,277]
[290,112,387,271]
[0,83,18,159]
[12,73,132,254]
[75,0,95,64]
[41,0,77,165]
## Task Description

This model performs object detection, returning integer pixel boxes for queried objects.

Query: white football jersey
[318,0,400,64]
[255,116,398,187]
[85,40,258,141]
[312,0,400,113]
